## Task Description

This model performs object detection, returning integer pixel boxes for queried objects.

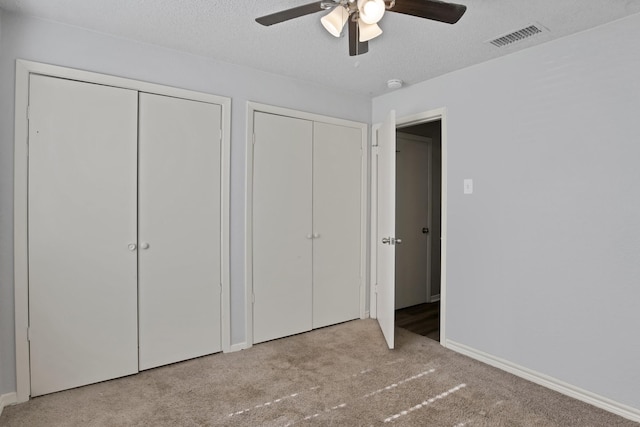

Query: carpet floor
[1,319,636,426]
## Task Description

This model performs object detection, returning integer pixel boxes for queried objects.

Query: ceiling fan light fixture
[321,5,349,37]
[358,20,383,42]
[357,0,385,24]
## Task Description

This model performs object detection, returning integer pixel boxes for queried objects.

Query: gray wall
[0,10,371,395]
[373,13,640,409]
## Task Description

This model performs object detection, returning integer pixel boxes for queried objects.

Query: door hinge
[252,133,256,145]
[220,282,223,294]
[27,327,32,341]
[219,128,223,143]
[27,105,31,120]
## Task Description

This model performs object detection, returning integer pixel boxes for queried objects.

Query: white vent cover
[487,24,548,47]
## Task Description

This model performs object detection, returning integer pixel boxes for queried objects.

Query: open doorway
[394,119,442,342]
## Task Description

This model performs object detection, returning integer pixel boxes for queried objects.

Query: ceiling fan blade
[389,0,467,24]
[256,2,326,26]
[348,18,369,56]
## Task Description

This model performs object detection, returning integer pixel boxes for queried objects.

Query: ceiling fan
[256,0,467,56]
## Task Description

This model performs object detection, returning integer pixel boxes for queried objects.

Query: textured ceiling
[1,0,640,96]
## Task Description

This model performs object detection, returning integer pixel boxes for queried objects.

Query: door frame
[244,102,369,347]
[13,60,232,403]
[369,107,448,345]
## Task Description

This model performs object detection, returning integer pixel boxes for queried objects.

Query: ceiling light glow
[358,0,385,24]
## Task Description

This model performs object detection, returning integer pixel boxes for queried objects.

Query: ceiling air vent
[487,24,547,48]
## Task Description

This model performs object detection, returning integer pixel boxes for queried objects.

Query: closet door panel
[138,93,222,370]
[28,75,139,396]
[253,112,313,343]
[312,123,362,328]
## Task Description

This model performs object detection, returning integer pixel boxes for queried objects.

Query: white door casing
[376,110,397,349]
[15,61,231,402]
[370,108,448,348]
[138,93,223,370]
[28,75,139,396]
[252,112,313,343]
[249,109,366,343]
[312,122,362,329]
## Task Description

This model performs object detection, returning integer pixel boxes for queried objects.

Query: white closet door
[312,123,362,328]
[138,93,222,370]
[28,75,138,396]
[253,112,313,343]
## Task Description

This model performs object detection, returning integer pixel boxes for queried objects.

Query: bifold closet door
[28,75,139,396]
[138,93,222,370]
[312,123,362,328]
[253,112,313,343]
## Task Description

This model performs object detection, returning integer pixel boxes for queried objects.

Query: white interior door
[312,122,362,329]
[376,110,397,349]
[28,75,138,396]
[395,133,431,309]
[138,93,222,370]
[253,112,313,343]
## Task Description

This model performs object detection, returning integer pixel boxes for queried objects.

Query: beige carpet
[1,319,636,426]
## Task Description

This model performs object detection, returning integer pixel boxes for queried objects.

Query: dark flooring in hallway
[395,301,440,341]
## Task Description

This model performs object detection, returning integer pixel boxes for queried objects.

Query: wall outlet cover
[464,179,473,194]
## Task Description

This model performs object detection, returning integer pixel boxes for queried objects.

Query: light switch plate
[464,179,473,194]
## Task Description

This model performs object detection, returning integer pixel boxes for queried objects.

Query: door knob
[128,243,137,251]
[140,242,150,250]
[422,227,429,234]
[306,234,313,239]
[313,233,320,239]
[382,237,402,245]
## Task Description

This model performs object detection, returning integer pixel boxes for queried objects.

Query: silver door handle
[128,243,137,251]
[382,237,402,245]
[140,242,150,250]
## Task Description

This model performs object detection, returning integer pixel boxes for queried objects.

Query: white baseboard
[363,310,370,319]
[428,294,441,303]
[445,340,640,423]
[0,392,17,417]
